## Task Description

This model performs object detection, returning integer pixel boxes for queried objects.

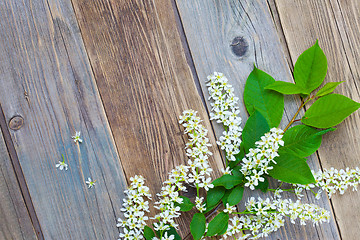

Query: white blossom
[72,131,83,143]
[85,177,96,188]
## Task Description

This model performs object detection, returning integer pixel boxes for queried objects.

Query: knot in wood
[9,116,24,130]
[230,36,248,57]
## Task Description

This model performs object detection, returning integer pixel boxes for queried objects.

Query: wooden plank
[0,0,128,239]
[0,126,38,239]
[175,0,340,239]
[70,0,224,237]
[274,1,360,239]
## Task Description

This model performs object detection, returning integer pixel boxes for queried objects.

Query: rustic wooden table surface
[0,0,359,239]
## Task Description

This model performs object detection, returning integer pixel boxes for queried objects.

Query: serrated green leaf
[293,40,327,94]
[316,81,345,97]
[212,174,243,189]
[206,213,229,236]
[244,67,284,127]
[206,186,225,210]
[265,81,308,95]
[175,196,194,212]
[255,176,269,193]
[302,94,360,128]
[144,226,155,240]
[190,213,206,240]
[282,125,335,158]
[269,152,315,184]
[242,111,270,152]
[227,185,244,206]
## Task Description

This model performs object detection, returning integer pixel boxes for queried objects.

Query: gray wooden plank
[0,0,127,239]
[69,0,225,237]
[175,0,340,239]
[0,126,38,240]
[273,1,360,239]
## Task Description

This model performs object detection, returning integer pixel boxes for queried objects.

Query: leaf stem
[284,96,314,132]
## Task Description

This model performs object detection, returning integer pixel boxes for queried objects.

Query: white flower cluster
[221,197,330,240]
[179,110,214,194]
[240,128,284,190]
[117,175,151,240]
[206,72,242,162]
[151,110,215,234]
[153,165,187,232]
[293,167,360,199]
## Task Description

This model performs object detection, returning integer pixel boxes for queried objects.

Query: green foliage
[227,185,244,206]
[205,186,225,211]
[265,81,308,95]
[281,125,335,158]
[218,221,229,235]
[244,67,284,127]
[190,213,206,240]
[293,40,327,94]
[144,226,155,240]
[175,196,194,212]
[302,94,360,128]
[255,176,269,193]
[231,165,244,179]
[206,213,229,236]
[242,110,270,152]
[269,152,315,184]
[156,227,181,240]
[212,174,244,189]
[316,81,344,97]
[221,189,231,206]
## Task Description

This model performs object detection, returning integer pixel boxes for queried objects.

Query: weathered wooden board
[175,0,340,239]
[0,126,38,239]
[70,0,224,237]
[274,1,360,239]
[0,0,128,239]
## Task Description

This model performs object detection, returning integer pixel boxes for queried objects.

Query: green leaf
[206,213,229,236]
[281,125,335,158]
[229,143,245,168]
[218,221,229,235]
[255,176,269,192]
[175,196,194,212]
[293,40,327,94]
[316,81,345,97]
[190,213,206,240]
[206,186,225,210]
[144,226,155,240]
[242,110,270,152]
[231,165,244,179]
[221,189,231,206]
[227,185,244,206]
[244,67,284,127]
[302,94,360,128]
[212,174,243,190]
[269,152,315,184]
[265,81,308,95]
[162,227,181,240]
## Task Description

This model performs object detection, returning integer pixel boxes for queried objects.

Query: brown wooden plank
[175,0,340,239]
[0,125,38,240]
[70,0,224,237]
[274,1,360,239]
[0,0,128,239]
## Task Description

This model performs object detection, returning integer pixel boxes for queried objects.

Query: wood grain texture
[0,0,128,239]
[175,0,340,239]
[0,128,38,240]
[70,0,224,237]
[274,1,360,239]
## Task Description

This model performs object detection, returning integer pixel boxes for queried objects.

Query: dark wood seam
[0,103,44,240]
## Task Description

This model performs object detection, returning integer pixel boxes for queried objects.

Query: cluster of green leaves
[146,41,360,240]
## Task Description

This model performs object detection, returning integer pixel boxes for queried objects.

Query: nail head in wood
[9,116,24,130]
[230,36,248,57]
